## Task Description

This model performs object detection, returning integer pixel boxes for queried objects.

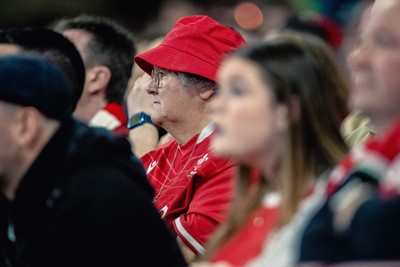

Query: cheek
[377,56,400,97]
[213,109,278,159]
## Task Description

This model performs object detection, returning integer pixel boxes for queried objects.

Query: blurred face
[348,0,400,130]
[146,67,200,128]
[211,57,287,169]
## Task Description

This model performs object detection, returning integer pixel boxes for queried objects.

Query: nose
[146,80,158,95]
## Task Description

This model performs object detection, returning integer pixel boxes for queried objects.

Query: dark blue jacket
[11,118,187,267]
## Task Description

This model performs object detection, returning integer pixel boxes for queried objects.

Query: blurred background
[0,0,364,40]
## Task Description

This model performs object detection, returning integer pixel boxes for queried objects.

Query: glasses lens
[152,67,161,88]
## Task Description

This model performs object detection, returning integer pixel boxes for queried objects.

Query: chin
[211,145,231,158]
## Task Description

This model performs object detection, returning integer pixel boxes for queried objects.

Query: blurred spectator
[0,27,85,112]
[0,54,187,267]
[298,0,400,264]
[338,0,376,148]
[51,14,136,137]
[193,32,348,267]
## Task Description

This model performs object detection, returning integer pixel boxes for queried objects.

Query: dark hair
[51,14,136,104]
[0,27,85,113]
[269,30,349,121]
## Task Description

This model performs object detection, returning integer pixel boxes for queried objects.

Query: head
[0,55,72,199]
[0,27,85,113]
[134,15,246,138]
[211,40,348,228]
[202,39,349,259]
[347,0,400,134]
[51,14,136,121]
[213,39,348,173]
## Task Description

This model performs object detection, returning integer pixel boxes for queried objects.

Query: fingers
[126,74,154,116]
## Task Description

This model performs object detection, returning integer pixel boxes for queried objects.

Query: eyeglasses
[151,67,166,88]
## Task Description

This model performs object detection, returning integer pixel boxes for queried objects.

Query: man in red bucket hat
[126,15,246,261]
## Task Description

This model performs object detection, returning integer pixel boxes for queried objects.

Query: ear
[13,107,42,148]
[199,87,216,101]
[86,65,111,95]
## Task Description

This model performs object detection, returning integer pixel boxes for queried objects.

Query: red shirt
[211,193,280,266]
[141,125,235,254]
[89,102,128,137]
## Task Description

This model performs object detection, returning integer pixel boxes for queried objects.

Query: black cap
[0,54,72,119]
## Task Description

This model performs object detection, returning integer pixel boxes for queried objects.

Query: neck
[74,94,107,123]
[164,116,211,145]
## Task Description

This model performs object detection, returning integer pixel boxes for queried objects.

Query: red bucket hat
[134,15,246,82]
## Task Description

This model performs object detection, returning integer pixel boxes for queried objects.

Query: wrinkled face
[146,67,200,129]
[211,57,287,168]
[348,0,400,128]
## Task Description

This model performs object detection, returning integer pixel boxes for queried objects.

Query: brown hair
[200,33,348,261]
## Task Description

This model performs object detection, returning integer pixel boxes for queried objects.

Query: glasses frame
[151,66,165,88]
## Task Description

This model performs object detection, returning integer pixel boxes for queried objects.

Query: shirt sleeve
[172,160,235,254]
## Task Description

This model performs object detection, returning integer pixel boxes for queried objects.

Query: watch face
[130,113,143,123]
[128,113,143,129]
[128,112,152,129]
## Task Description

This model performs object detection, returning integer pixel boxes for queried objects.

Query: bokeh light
[234,2,264,31]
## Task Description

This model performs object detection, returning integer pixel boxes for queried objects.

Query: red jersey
[210,193,280,266]
[141,124,235,254]
[89,102,128,137]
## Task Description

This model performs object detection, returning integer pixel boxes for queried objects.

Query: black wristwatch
[127,112,153,129]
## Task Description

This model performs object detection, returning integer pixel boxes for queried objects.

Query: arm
[172,161,235,258]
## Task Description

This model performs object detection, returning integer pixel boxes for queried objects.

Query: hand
[126,74,153,117]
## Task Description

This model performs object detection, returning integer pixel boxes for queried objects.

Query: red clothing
[89,102,128,137]
[141,124,235,254]
[299,118,400,264]
[210,193,280,266]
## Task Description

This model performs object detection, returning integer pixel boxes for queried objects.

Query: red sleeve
[172,159,235,254]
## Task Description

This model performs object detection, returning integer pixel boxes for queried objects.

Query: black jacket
[11,118,187,267]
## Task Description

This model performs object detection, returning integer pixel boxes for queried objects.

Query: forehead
[369,0,400,29]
